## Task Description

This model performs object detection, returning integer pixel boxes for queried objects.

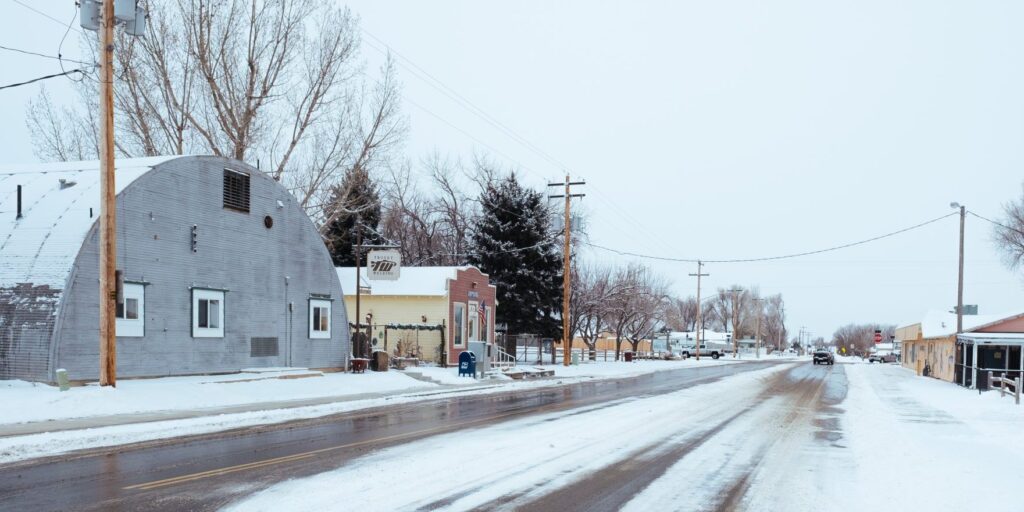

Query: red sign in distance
[874,331,882,343]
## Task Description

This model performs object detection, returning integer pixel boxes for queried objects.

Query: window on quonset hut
[115,283,145,337]
[223,169,250,212]
[193,289,225,338]
[309,299,332,339]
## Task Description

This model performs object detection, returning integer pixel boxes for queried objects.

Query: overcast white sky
[3,1,1024,342]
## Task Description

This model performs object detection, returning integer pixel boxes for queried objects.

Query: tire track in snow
[611,363,848,512]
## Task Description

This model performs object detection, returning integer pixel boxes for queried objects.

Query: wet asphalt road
[0,361,785,512]
[503,361,850,512]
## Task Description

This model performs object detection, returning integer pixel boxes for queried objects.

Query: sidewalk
[0,358,762,465]
[0,382,500,438]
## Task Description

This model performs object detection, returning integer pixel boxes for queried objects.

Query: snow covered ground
[0,358,754,464]
[222,363,795,512]
[222,361,1024,512]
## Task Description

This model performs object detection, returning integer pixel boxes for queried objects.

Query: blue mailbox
[458,351,476,377]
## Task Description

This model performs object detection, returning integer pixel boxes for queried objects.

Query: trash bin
[371,350,389,372]
[624,351,634,362]
[571,351,580,366]
[458,351,476,377]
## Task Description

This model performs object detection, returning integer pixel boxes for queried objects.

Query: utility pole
[728,287,743,358]
[689,261,709,361]
[548,176,585,367]
[951,203,966,334]
[97,0,117,387]
[754,298,765,359]
[79,0,148,388]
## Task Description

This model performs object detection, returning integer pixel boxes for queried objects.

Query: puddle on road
[812,416,843,443]
[814,365,848,448]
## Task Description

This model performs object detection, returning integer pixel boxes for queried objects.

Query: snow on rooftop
[336,266,477,297]
[0,156,180,288]
[919,309,1013,338]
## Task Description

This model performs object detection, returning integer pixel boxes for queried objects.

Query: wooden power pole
[728,287,743,358]
[956,204,966,334]
[548,176,585,367]
[98,0,117,387]
[689,261,709,360]
[754,297,765,359]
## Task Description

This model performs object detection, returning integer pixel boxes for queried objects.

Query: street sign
[873,330,882,343]
[366,249,401,281]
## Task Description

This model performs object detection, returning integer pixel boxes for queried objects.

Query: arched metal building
[0,156,348,382]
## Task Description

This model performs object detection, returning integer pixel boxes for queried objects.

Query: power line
[0,68,89,90]
[968,210,1024,237]
[358,33,689,256]
[584,211,958,264]
[360,29,571,172]
[9,0,82,33]
[0,44,92,66]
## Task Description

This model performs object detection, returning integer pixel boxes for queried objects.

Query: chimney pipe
[16,185,22,219]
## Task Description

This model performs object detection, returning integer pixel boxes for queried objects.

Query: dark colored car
[812,350,834,365]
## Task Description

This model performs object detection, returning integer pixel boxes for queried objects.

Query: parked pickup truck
[679,343,729,360]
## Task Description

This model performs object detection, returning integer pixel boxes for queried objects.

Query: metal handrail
[493,345,517,370]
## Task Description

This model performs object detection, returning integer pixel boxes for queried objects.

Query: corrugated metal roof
[0,156,180,288]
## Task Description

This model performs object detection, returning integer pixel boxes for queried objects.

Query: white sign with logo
[366,249,401,281]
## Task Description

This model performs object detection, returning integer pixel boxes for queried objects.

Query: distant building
[0,156,348,382]
[571,332,652,354]
[897,310,1024,386]
[336,266,497,366]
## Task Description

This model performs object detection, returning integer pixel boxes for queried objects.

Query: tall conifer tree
[469,173,562,337]
[324,168,383,266]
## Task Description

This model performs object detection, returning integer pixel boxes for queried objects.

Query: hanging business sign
[367,249,401,281]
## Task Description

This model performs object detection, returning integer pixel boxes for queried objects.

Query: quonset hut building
[0,156,348,382]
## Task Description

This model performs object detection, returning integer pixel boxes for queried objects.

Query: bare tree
[378,153,479,265]
[995,184,1024,270]
[832,323,896,356]
[26,0,404,224]
[664,296,699,332]
[603,263,670,359]
[569,264,613,360]
[761,294,787,352]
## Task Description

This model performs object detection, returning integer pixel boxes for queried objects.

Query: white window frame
[115,283,145,337]
[309,299,332,339]
[468,301,480,342]
[192,289,225,338]
[453,302,466,347]
[486,304,493,343]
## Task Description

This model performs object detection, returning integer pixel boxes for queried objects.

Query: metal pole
[354,215,362,363]
[957,205,965,334]
[98,0,117,387]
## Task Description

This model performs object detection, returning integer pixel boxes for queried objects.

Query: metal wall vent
[250,337,279,358]
[223,169,250,212]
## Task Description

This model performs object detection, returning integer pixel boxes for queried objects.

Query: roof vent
[59,178,77,189]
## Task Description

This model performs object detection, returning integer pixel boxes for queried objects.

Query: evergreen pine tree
[324,168,383,266]
[469,173,562,337]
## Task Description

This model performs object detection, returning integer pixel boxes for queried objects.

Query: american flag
[478,300,486,319]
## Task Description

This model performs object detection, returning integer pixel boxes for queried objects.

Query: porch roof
[957,333,1024,345]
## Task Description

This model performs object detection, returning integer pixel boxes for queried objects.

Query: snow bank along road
[0,361,783,511]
